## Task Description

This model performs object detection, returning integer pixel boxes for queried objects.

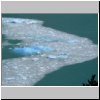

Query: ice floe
[2,18,98,86]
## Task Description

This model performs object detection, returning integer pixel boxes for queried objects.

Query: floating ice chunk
[6,77,15,80]
[12,46,54,56]
[57,55,68,59]
[47,54,68,60]
[32,58,39,61]
[2,18,98,86]
[13,47,37,56]
[35,46,54,52]
[47,55,57,59]
[2,18,44,25]
[67,39,79,45]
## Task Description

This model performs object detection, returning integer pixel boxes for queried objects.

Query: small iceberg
[12,46,54,56]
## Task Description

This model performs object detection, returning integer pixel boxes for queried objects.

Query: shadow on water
[2,34,23,59]
[2,34,7,42]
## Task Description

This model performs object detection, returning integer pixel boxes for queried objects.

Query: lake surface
[2,14,98,86]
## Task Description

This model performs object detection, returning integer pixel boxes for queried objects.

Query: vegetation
[82,74,98,86]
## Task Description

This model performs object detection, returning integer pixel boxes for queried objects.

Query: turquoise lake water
[2,14,98,86]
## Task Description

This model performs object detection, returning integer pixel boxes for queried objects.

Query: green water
[2,14,98,86]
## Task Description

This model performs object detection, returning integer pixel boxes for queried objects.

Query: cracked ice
[2,18,98,86]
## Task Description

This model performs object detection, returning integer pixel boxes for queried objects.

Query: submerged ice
[2,18,98,86]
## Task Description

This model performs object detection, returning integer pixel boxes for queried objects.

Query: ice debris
[2,18,98,86]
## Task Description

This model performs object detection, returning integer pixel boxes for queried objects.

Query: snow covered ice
[2,18,98,86]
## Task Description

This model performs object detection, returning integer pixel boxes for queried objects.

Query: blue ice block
[12,46,54,56]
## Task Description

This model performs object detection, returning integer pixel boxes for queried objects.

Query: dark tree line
[82,74,98,86]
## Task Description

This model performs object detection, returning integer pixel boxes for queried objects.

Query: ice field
[2,18,98,86]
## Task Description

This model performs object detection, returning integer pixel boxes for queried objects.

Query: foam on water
[2,18,98,86]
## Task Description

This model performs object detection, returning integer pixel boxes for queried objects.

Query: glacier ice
[12,46,54,56]
[2,18,98,86]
